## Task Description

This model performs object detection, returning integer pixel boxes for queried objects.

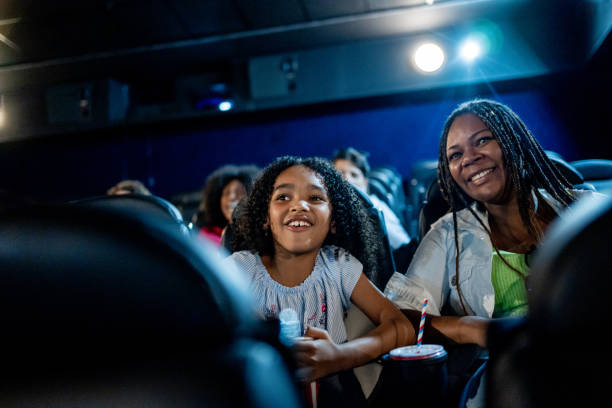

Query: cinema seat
[571,159,612,193]
[0,204,300,407]
[351,185,396,291]
[71,194,188,230]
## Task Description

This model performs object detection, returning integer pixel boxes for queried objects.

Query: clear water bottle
[279,308,301,346]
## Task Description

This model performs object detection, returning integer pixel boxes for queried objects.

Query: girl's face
[268,165,333,257]
[220,179,247,223]
[446,113,510,204]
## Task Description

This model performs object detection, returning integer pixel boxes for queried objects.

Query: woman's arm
[401,309,489,348]
[293,273,415,381]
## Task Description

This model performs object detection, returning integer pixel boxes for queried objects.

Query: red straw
[416,298,428,349]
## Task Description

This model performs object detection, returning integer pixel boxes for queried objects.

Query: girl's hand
[292,326,345,382]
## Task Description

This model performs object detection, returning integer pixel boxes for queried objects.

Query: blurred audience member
[333,147,411,250]
[107,180,151,196]
[193,164,260,245]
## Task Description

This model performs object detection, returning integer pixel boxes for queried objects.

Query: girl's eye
[274,194,289,201]
[310,195,324,201]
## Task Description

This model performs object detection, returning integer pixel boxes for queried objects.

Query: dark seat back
[571,159,612,193]
[71,194,186,226]
[369,167,409,228]
[352,186,397,290]
[405,159,439,240]
[487,194,612,407]
[0,204,299,407]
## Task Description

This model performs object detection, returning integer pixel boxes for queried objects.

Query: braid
[438,99,577,313]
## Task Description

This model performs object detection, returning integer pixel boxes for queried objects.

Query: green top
[491,250,530,318]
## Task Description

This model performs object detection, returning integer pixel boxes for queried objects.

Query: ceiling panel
[303,0,369,20]
[172,0,246,36]
[235,0,306,29]
[366,0,429,11]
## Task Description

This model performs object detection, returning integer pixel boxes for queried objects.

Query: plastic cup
[373,344,448,406]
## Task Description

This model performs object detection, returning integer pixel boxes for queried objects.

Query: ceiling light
[218,100,233,112]
[413,43,445,73]
[459,39,482,62]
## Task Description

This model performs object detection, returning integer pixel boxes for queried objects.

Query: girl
[226,156,414,390]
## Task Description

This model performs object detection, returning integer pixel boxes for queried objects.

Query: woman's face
[220,179,247,223]
[267,165,333,257]
[446,113,509,204]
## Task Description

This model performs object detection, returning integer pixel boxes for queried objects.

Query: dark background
[0,0,610,202]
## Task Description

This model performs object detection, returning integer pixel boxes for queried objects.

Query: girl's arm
[293,273,415,381]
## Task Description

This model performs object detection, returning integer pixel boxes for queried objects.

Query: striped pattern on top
[225,245,362,344]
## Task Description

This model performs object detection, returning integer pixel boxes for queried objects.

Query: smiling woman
[385,99,597,348]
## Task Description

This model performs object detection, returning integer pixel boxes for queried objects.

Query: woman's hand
[292,326,346,382]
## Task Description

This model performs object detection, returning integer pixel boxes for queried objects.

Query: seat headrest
[0,204,255,365]
[71,194,185,226]
[570,159,612,181]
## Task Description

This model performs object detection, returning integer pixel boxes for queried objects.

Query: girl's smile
[268,165,333,257]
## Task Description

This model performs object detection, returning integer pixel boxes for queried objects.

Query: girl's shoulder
[319,245,361,266]
[225,250,263,275]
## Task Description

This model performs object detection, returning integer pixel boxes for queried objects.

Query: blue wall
[0,87,582,202]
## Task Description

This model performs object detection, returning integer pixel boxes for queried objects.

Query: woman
[385,99,590,346]
[193,164,260,245]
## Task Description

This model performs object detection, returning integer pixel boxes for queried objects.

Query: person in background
[333,147,411,250]
[107,179,151,196]
[385,99,596,347]
[226,156,414,406]
[193,164,260,245]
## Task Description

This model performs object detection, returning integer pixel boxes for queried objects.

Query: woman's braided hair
[437,99,577,313]
[232,156,380,283]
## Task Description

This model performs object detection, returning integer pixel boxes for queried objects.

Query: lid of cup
[389,344,447,361]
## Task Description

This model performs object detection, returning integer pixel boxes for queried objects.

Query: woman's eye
[477,136,493,146]
[448,152,461,161]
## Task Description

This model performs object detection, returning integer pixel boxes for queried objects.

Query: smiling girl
[225,156,414,399]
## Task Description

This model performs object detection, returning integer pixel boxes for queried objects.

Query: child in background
[225,156,414,406]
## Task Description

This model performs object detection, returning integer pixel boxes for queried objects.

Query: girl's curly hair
[193,164,261,229]
[232,156,380,283]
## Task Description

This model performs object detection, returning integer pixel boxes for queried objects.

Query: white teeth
[288,220,311,227]
[470,168,493,182]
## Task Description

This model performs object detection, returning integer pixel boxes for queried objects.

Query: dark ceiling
[0,0,610,140]
[2,0,603,87]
